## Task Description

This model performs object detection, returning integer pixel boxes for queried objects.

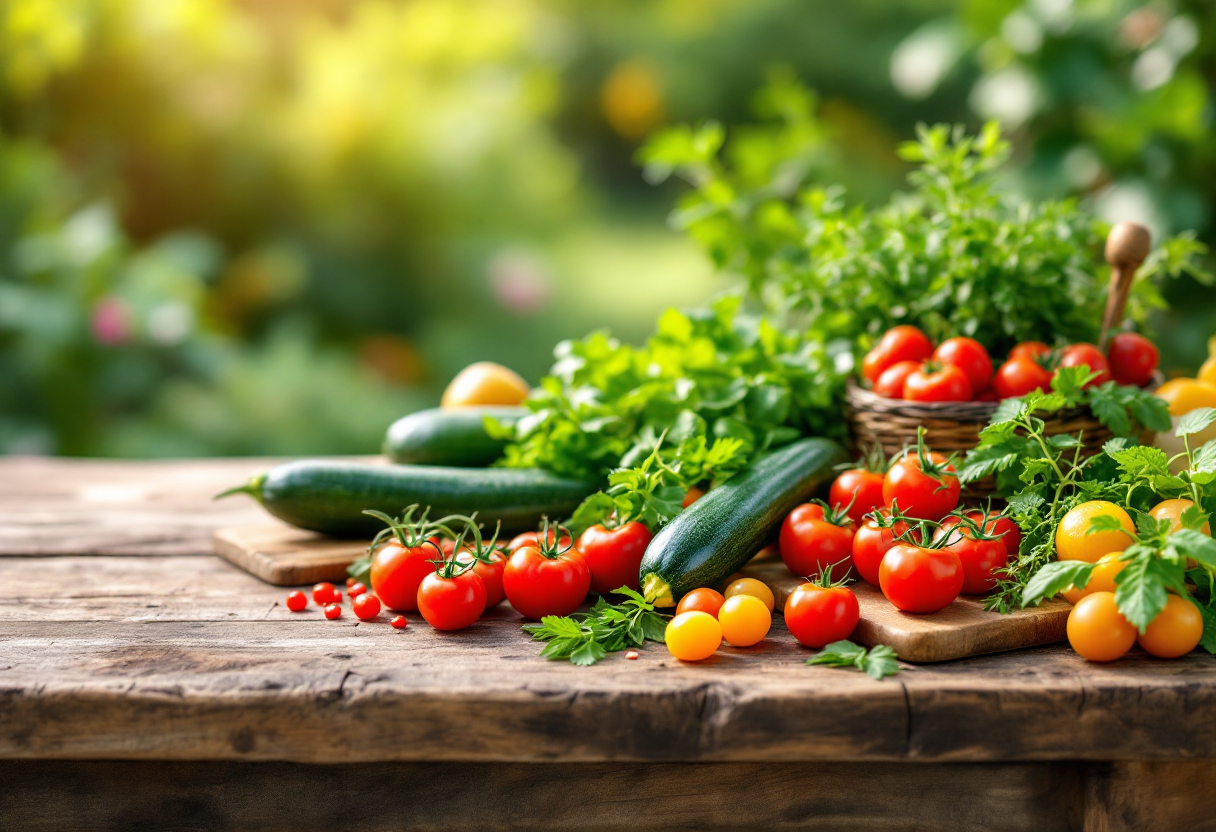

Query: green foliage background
[0,0,1212,456]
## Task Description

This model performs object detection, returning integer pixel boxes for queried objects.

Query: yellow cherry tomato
[1150,498,1211,536]
[717,594,772,647]
[1154,378,1216,417]
[1061,553,1128,604]
[1067,592,1137,662]
[441,362,530,408]
[723,577,775,611]
[665,611,722,662]
[1138,595,1204,659]
[1199,357,1216,386]
[1055,501,1135,563]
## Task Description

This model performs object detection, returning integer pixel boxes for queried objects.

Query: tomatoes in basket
[829,467,886,524]
[371,540,440,612]
[933,337,993,393]
[882,437,960,521]
[904,362,973,403]
[861,326,934,384]
[878,543,964,614]
[994,357,1054,399]
[873,360,919,398]
[779,502,855,579]
[418,568,486,631]
[852,509,919,587]
[503,538,591,619]
[1106,332,1159,388]
[784,574,860,648]
[577,521,653,595]
[1059,343,1111,387]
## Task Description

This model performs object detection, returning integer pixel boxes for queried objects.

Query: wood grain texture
[1085,760,1216,832]
[0,760,1084,832]
[742,562,1070,662]
[213,525,365,585]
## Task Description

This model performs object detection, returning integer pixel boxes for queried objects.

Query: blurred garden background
[1,0,1213,457]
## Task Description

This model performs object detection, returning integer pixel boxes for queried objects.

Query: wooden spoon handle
[1100,221,1151,350]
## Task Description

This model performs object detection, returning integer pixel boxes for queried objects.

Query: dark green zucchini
[384,406,523,466]
[639,437,846,607]
[221,460,596,538]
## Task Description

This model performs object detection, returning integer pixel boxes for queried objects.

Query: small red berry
[353,593,381,621]
[324,603,342,620]
[391,615,408,630]
[346,577,356,588]
[286,591,308,612]
[625,650,639,660]
[348,582,367,598]
[332,589,342,603]
[312,582,335,605]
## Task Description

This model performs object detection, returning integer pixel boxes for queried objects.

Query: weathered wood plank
[1084,760,1216,832]
[743,561,1071,662]
[214,525,365,585]
[0,760,1085,832]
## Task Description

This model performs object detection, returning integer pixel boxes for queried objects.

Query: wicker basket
[843,221,1157,502]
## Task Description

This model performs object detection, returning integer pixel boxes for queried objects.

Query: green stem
[214,472,266,502]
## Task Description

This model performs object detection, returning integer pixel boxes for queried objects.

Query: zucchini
[221,460,597,538]
[639,437,846,607]
[384,406,523,466]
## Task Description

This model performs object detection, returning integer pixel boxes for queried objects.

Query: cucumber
[384,406,523,466]
[639,437,846,607]
[221,460,597,538]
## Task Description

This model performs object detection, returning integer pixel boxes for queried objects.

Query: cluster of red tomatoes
[778,437,1020,619]
[286,516,656,632]
[862,325,1159,402]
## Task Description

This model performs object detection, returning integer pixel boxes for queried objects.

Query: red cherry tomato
[779,503,855,578]
[348,582,367,598]
[577,521,653,594]
[958,510,1022,558]
[312,582,336,606]
[507,530,571,553]
[391,615,408,630]
[872,360,920,398]
[324,603,342,620]
[933,337,993,393]
[417,570,486,631]
[455,548,508,608]
[935,522,1010,594]
[682,486,705,508]
[286,590,308,612]
[1106,332,1159,387]
[878,543,964,613]
[352,593,382,621]
[861,326,934,383]
[370,541,439,612]
[784,582,860,648]
[903,362,973,402]
[1009,341,1050,362]
[851,510,919,586]
[994,357,1054,399]
[829,469,886,524]
[345,577,356,588]
[675,587,726,618]
[331,589,342,604]
[503,544,591,619]
[883,449,960,521]
[1059,343,1111,386]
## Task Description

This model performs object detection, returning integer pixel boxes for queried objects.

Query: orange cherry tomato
[1149,498,1211,536]
[665,611,722,661]
[723,577,775,612]
[1138,595,1203,658]
[1061,553,1127,604]
[676,587,726,618]
[1066,592,1137,662]
[1055,501,1135,563]
[441,361,529,408]
[717,594,771,647]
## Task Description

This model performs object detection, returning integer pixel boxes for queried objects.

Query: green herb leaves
[523,587,669,665]
[805,640,900,680]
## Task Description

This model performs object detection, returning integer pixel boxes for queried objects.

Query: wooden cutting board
[215,525,1071,663]
[738,560,1070,663]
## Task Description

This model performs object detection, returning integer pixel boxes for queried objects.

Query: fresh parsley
[805,640,900,680]
[523,587,669,666]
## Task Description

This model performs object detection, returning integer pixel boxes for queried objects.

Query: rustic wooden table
[3,456,1215,831]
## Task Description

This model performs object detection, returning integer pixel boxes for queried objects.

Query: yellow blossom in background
[601,58,665,140]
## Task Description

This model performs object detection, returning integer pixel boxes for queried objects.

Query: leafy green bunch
[642,80,1211,358]
[492,294,849,508]
[523,586,668,665]
[1022,407,1216,639]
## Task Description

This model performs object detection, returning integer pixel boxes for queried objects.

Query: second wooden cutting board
[739,560,1070,663]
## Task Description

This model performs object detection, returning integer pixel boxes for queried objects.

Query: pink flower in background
[488,250,552,315]
[91,297,131,345]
